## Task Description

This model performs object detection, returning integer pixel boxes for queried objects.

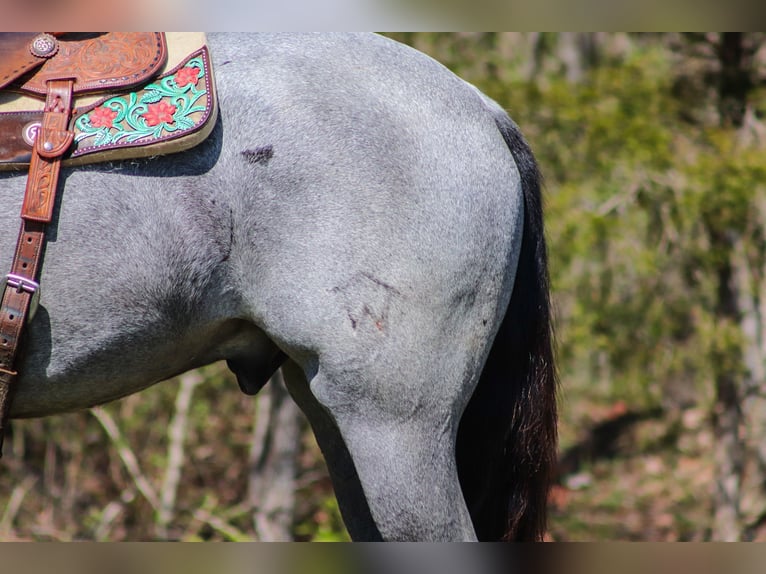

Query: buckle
[2,274,40,322]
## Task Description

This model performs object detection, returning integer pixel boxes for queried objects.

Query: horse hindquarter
[214,34,529,541]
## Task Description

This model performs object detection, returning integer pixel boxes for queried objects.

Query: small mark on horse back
[241,145,274,165]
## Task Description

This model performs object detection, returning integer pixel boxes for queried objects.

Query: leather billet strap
[22,80,74,222]
[0,78,74,455]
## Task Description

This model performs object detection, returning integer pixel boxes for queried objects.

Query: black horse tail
[456,105,558,541]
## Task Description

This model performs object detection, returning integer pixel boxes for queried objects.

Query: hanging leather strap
[0,78,74,455]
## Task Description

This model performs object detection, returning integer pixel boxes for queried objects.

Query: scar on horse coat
[0,33,557,541]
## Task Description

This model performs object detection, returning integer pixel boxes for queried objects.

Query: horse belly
[2,168,239,417]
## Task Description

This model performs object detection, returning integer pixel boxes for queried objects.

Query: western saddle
[0,33,217,454]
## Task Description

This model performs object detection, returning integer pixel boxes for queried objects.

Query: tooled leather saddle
[0,33,218,453]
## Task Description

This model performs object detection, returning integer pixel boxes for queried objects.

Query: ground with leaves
[549,401,715,541]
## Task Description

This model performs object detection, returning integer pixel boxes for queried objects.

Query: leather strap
[22,80,74,222]
[0,78,73,455]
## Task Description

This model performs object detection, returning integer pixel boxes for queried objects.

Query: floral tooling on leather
[72,48,213,155]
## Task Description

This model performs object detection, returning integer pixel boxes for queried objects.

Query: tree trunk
[709,32,753,541]
[738,222,766,534]
[711,247,745,541]
[248,369,303,541]
[717,33,749,129]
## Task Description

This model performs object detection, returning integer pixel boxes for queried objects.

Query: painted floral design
[74,54,209,149]
[89,106,118,128]
[142,101,177,127]
[174,66,201,88]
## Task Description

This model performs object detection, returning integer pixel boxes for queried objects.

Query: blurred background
[1,32,766,541]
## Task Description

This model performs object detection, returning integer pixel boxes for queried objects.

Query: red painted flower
[89,106,118,128]
[142,101,177,127]
[174,66,201,88]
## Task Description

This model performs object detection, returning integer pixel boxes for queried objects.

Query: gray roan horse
[0,33,557,541]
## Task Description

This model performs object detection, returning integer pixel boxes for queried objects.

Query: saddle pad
[0,34,216,170]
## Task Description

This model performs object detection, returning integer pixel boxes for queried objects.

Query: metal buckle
[2,274,40,322]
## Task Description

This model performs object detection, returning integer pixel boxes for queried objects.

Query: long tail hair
[456,106,558,541]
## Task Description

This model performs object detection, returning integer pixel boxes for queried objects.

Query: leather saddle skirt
[0,32,217,170]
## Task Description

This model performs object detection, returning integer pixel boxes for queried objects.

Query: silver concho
[22,121,42,147]
[30,33,59,59]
